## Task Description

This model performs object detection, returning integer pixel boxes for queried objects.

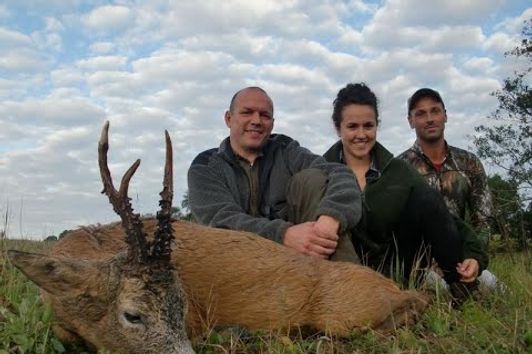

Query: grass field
[0,237,530,354]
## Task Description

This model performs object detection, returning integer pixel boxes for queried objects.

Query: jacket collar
[324,140,393,171]
[323,140,393,182]
[218,136,267,165]
[412,139,450,161]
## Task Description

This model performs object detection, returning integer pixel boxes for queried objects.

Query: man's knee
[287,168,327,198]
[286,168,327,224]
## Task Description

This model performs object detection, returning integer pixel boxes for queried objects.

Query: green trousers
[285,168,360,264]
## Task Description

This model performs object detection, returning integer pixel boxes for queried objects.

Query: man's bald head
[229,87,274,115]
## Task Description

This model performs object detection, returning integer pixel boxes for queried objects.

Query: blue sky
[0,0,530,238]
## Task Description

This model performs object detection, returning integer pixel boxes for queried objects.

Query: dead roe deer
[8,122,429,354]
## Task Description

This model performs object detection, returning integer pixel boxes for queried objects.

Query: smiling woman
[323,83,489,302]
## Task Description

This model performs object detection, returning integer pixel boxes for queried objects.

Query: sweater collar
[324,140,393,182]
[218,136,266,165]
[324,140,393,171]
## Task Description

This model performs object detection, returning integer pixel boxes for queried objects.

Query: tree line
[474,19,531,250]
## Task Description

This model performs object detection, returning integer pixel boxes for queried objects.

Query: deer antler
[98,121,149,264]
[151,130,174,263]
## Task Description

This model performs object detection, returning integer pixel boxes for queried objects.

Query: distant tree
[488,175,523,240]
[170,191,194,221]
[474,20,531,201]
[171,206,184,219]
[44,235,58,242]
[525,202,532,242]
[58,229,72,240]
[488,174,531,250]
[181,190,190,211]
[180,190,194,222]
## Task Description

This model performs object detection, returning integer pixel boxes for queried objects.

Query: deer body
[47,218,428,339]
[8,122,428,354]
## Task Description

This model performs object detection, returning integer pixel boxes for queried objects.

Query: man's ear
[407,115,414,129]
[224,110,231,128]
[443,110,448,123]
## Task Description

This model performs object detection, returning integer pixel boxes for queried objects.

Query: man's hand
[457,258,479,283]
[283,220,338,258]
[314,215,340,241]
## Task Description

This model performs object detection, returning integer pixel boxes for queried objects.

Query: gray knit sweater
[187,134,361,243]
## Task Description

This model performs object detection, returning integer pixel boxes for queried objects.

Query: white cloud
[0,27,32,48]
[337,26,364,47]
[362,23,485,53]
[0,94,105,127]
[0,4,9,18]
[0,27,51,75]
[181,32,278,61]
[483,31,516,54]
[372,0,504,27]
[116,1,370,49]
[496,8,532,33]
[0,49,48,72]
[82,5,134,33]
[0,78,25,98]
[0,74,48,100]
[50,67,84,87]
[90,41,115,54]
[463,57,495,75]
[31,17,64,52]
[77,56,128,71]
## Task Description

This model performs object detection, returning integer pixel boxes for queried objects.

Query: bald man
[188,86,361,262]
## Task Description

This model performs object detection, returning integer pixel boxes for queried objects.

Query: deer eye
[123,312,143,325]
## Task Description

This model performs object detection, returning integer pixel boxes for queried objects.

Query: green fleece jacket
[323,141,488,272]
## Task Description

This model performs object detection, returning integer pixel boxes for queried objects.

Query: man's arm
[455,216,489,275]
[468,155,494,242]
[457,259,479,282]
[188,154,292,243]
[189,161,341,257]
[283,139,362,232]
[282,217,339,258]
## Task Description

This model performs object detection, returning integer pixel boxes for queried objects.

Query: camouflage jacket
[398,141,494,242]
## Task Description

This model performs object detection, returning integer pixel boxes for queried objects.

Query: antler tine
[160,130,173,212]
[151,130,174,263]
[98,121,148,264]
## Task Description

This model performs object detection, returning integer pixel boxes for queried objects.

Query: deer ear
[7,250,103,295]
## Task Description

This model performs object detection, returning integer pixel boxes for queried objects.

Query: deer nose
[172,340,196,354]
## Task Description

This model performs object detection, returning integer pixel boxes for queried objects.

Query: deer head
[8,122,195,354]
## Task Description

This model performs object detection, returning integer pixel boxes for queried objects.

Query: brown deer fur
[43,219,428,339]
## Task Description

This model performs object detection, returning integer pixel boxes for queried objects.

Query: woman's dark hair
[332,83,379,129]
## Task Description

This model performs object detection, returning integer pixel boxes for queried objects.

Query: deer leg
[375,291,430,332]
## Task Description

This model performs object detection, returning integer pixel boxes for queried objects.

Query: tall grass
[0,234,530,353]
[0,240,62,354]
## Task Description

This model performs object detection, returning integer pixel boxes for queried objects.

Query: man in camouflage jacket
[399,88,498,291]
[399,141,493,242]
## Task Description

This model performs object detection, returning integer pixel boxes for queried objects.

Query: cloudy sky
[1,0,530,239]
